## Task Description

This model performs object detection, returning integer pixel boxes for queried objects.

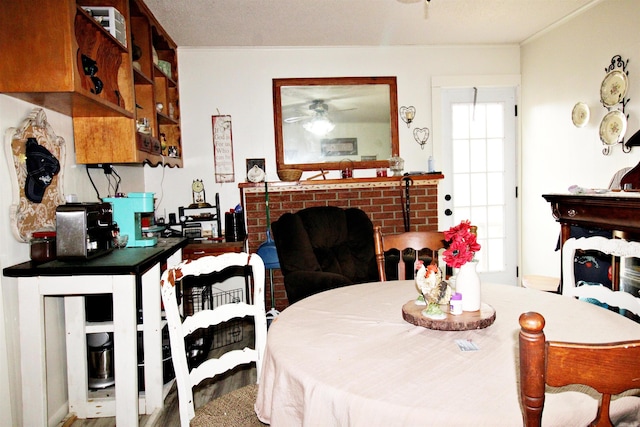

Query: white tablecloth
[255,281,640,426]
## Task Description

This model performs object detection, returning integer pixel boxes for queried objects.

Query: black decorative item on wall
[6,108,66,242]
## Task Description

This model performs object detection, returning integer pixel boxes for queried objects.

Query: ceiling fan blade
[284,115,310,123]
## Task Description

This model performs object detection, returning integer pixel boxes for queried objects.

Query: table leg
[142,263,163,413]
[112,276,139,425]
[64,296,89,417]
[18,277,47,426]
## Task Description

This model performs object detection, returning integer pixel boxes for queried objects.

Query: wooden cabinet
[183,241,245,260]
[543,192,640,294]
[0,0,182,167]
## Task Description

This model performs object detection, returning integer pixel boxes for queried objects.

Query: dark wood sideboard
[542,192,640,291]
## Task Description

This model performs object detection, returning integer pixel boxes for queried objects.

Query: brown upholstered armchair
[271,206,378,304]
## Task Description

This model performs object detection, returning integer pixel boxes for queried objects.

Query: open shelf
[0,0,182,167]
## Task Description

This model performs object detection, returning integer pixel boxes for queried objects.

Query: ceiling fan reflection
[284,99,356,124]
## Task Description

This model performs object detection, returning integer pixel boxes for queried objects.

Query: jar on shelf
[340,159,354,179]
[30,231,56,263]
[388,156,405,176]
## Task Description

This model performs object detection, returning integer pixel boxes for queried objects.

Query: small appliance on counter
[103,192,157,247]
[56,203,115,260]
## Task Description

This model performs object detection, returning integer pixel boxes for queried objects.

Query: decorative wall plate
[599,110,627,145]
[571,102,590,127]
[247,164,266,182]
[600,70,628,107]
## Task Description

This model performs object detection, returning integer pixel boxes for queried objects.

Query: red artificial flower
[442,220,481,268]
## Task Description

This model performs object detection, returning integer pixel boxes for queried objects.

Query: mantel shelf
[239,173,444,193]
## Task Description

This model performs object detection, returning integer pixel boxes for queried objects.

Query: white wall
[520,0,640,279]
[0,95,146,426]
[144,45,520,223]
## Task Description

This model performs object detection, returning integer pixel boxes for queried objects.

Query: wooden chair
[373,226,447,281]
[160,252,267,427]
[518,311,640,427]
[562,236,640,317]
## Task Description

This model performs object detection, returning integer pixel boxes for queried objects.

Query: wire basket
[211,287,244,348]
[181,285,244,367]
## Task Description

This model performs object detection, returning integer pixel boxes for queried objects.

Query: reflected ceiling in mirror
[274,77,399,172]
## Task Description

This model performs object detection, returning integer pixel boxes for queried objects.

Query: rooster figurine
[415,260,451,319]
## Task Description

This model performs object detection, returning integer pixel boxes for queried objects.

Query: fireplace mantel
[238,173,443,193]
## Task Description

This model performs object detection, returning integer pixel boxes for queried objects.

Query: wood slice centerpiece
[402,300,496,331]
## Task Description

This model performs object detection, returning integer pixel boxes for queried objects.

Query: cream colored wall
[144,45,520,224]
[520,0,640,279]
[0,95,146,426]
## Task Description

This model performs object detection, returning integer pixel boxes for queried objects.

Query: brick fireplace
[239,174,443,311]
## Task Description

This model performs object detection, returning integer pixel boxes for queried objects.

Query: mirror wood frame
[273,76,399,172]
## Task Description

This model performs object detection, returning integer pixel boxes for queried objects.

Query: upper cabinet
[0,0,182,167]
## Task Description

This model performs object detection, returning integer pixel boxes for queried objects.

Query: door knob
[445,209,452,216]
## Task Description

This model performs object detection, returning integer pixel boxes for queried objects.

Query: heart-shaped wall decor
[413,127,430,149]
[400,106,416,127]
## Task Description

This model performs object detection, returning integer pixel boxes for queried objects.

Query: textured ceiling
[142,0,601,47]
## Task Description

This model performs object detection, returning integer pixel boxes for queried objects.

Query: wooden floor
[58,322,257,427]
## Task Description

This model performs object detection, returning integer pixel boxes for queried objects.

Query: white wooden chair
[562,236,640,317]
[160,252,267,427]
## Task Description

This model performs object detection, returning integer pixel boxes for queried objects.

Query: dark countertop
[3,237,188,278]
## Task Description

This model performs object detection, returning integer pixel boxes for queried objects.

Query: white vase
[456,261,481,311]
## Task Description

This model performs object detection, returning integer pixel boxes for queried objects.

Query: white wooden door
[439,87,518,285]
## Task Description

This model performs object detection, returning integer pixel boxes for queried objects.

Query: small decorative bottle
[449,292,463,315]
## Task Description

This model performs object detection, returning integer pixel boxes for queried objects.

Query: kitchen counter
[3,237,188,277]
[2,237,187,426]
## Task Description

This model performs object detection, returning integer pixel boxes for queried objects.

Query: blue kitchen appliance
[103,192,157,247]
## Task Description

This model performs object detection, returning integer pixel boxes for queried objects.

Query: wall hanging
[571,102,590,128]
[4,108,66,242]
[400,106,416,127]
[212,114,235,182]
[246,158,266,183]
[599,55,630,155]
[413,127,430,149]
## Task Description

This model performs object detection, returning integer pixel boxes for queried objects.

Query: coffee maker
[103,192,157,247]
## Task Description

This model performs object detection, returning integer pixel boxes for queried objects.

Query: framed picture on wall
[212,115,235,183]
[246,158,266,182]
[321,138,358,157]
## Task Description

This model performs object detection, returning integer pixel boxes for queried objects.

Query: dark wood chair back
[518,311,640,427]
[373,226,446,281]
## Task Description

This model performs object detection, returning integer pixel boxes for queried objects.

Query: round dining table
[255,281,640,426]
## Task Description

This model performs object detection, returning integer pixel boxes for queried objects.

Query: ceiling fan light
[303,116,335,136]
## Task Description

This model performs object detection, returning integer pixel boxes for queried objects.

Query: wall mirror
[273,76,399,172]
